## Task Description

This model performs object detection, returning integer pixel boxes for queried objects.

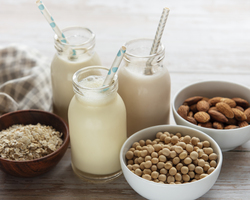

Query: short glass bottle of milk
[68,66,127,183]
[51,27,101,123]
[118,38,171,137]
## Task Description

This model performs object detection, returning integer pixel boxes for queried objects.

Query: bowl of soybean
[120,125,222,200]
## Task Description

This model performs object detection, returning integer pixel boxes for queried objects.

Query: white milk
[118,39,171,137]
[68,66,127,182]
[51,27,101,123]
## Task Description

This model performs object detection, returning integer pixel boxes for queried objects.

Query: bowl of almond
[172,80,250,151]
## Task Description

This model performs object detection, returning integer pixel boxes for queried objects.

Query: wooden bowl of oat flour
[0,109,69,177]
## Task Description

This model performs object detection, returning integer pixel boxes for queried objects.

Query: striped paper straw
[36,0,67,43]
[145,7,170,75]
[103,46,126,86]
[36,0,77,57]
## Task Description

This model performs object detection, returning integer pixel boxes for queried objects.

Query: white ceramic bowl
[120,125,222,200]
[172,80,250,152]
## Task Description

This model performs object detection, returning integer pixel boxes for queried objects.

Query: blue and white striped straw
[103,46,126,86]
[36,0,76,57]
[36,0,67,43]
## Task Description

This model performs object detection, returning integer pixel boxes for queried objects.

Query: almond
[238,121,249,128]
[194,111,210,123]
[213,122,224,129]
[226,118,237,125]
[236,106,244,112]
[244,108,250,123]
[232,108,247,121]
[208,97,222,106]
[216,102,234,118]
[209,107,218,112]
[202,97,210,102]
[197,100,210,112]
[208,109,228,123]
[232,97,250,108]
[178,95,250,130]
[186,116,197,125]
[177,105,189,119]
[220,98,236,108]
[224,125,239,129]
[190,104,198,113]
[188,111,193,117]
[184,96,203,106]
[198,122,213,128]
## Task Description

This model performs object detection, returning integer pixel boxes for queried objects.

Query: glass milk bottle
[51,27,101,123]
[68,66,127,183]
[118,38,171,137]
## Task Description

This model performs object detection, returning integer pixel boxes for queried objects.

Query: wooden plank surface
[1,0,250,199]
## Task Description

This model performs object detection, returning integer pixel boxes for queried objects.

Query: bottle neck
[123,38,165,75]
[54,27,96,61]
[72,66,118,106]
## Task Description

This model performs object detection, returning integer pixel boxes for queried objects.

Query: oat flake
[0,123,63,161]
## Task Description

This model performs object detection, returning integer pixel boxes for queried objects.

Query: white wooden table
[0,0,250,199]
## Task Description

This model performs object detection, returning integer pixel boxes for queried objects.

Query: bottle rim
[72,66,118,95]
[123,38,165,59]
[54,26,96,47]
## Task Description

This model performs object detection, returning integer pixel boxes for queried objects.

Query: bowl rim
[0,109,70,163]
[120,124,223,187]
[172,80,250,132]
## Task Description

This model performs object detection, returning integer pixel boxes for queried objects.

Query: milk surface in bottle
[68,66,127,183]
[51,27,101,123]
[118,38,171,137]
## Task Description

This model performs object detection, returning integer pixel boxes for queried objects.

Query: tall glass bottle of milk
[118,38,171,137]
[68,66,127,183]
[51,27,101,123]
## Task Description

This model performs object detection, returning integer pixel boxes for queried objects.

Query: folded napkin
[0,45,52,115]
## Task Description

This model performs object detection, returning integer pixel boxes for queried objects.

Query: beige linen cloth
[0,44,52,115]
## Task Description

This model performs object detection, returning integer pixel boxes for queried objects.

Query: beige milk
[68,66,127,182]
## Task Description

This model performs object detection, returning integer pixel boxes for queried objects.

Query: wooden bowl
[0,109,70,177]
